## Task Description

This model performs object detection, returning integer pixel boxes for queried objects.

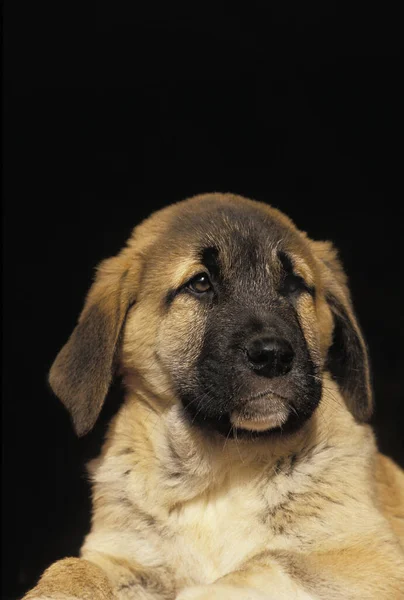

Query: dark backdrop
[3,2,403,599]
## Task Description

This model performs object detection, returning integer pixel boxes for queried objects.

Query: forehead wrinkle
[277,240,316,287]
[153,203,301,287]
[221,238,282,298]
[169,256,206,288]
[140,234,201,290]
[199,227,287,295]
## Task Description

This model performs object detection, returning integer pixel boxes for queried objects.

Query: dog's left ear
[311,241,373,422]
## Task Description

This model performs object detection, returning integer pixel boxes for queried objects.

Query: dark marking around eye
[200,246,220,280]
[164,288,177,308]
[278,251,315,297]
[282,273,309,295]
[163,247,219,310]
[278,251,295,274]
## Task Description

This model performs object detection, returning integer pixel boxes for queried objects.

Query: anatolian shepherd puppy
[24,193,404,600]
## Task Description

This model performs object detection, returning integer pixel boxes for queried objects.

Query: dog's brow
[163,255,213,309]
[200,246,220,279]
[278,251,295,274]
[291,256,315,287]
[278,251,315,291]
[170,258,203,289]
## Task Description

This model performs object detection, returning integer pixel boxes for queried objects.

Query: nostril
[247,338,277,365]
[245,336,295,377]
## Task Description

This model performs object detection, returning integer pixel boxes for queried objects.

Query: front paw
[176,583,271,600]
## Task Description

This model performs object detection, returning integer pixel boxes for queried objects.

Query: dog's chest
[157,447,337,583]
[86,420,343,586]
[164,476,270,583]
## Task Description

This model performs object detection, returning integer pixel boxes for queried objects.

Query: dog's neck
[95,372,374,513]
[122,370,365,449]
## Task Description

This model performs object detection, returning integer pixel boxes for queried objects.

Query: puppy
[24,193,404,599]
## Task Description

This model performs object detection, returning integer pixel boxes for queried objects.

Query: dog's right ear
[310,240,373,423]
[49,252,139,436]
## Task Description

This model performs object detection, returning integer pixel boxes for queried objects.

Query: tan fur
[375,454,404,546]
[23,193,404,600]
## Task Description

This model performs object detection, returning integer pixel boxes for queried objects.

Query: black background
[3,2,403,599]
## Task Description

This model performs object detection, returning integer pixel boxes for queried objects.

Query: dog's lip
[239,389,291,404]
[230,390,290,432]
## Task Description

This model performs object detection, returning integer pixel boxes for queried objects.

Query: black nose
[245,335,295,377]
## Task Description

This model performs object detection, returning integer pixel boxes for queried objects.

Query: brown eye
[188,273,212,294]
[282,273,303,294]
[280,273,315,298]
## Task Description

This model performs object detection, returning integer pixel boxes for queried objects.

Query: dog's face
[49,194,373,437]
[123,200,325,437]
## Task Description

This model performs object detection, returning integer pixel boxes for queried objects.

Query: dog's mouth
[230,390,290,432]
[181,387,307,439]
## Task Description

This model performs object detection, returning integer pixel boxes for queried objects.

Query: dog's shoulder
[374,453,404,547]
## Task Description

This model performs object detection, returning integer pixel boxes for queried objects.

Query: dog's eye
[187,273,212,294]
[281,273,307,295]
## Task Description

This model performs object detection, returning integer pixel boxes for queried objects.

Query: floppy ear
[49,254,137,436]
[311,241,373,422]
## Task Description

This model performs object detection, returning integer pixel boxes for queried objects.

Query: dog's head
[49,194,372,437]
